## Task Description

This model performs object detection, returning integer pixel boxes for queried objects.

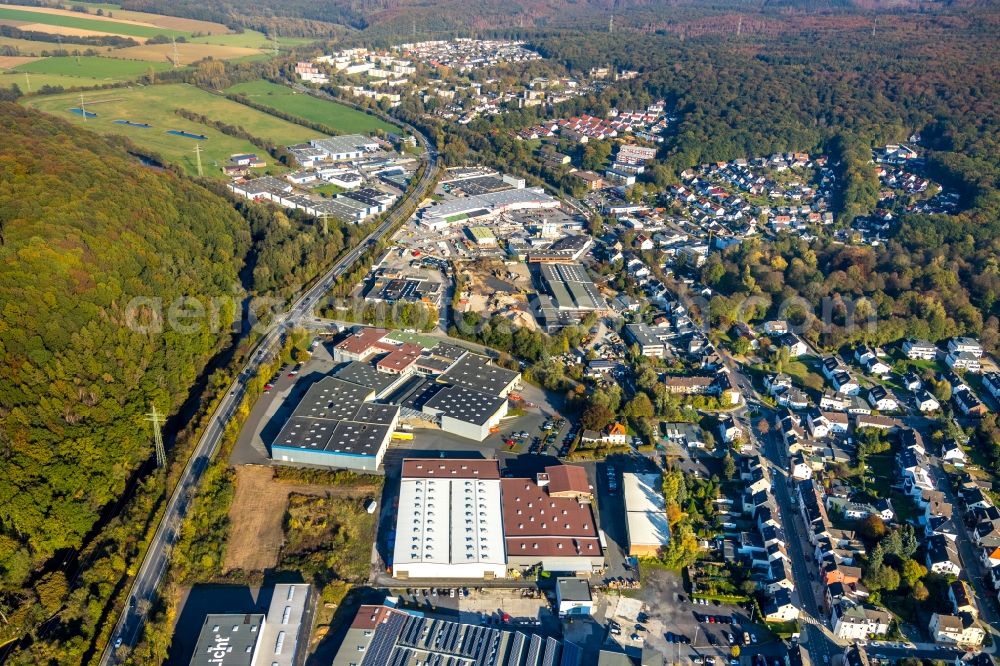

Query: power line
[145,405,166,468]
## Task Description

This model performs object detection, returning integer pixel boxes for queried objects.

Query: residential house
[806,410,849,439]
[779,333,808,358]
[954,388,988,417]
[929,612,985,648]
[790,452,813,481]
[949,580,978,618]
[827,498,877,521]
[866,386,899,412]
[946,351,982,373]
[874,498,895,522]
[832,371,860,396]
[854,345,877,365]
[902,372,923,393]
[820,391,850,412]
[948,337,984,358]
[903,339,938,361]
[941,440,967,465]
[718,415,744,445]
[604,422,629,446]
[763,589,800,622]
[821,356,847,380]
[766,373,793,396]
[848,396,873,415]
[832,602,892,640]
[926,534,962,576]
[663,375,717,395]
[764,320,789,336]
[855,414,898,431]
[983,372,1000,402]
[822,563,861,588]
[916,390,941,413]
[864,357,892,377]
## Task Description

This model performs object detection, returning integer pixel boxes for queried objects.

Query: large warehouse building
[421,351,521,441]
[419,188,561,231]
[502,470,604,575]
[392,459,507,580]
[271,377,399,471]
[331,604,568,666]
[188,584,311,666]
[279,328,521,448]
[421,385,509,442]
[622,473,669,557]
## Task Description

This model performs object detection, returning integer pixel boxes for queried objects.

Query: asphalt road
[99,121,439,664]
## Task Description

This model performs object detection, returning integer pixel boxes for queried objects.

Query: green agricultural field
[0,35,112,56]
[13,55,171,80]
[0,7,186,38]
[22,83,319,177]
[189,30,315,50]
[226,79,401,134]
[0,70,123,91]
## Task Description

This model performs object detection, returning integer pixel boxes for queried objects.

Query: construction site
[454,258,540,330]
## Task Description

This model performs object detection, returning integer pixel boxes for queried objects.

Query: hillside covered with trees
[0,103,249,601]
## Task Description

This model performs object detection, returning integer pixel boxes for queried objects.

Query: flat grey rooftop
[438,353,519,396]
[423,385,506,426]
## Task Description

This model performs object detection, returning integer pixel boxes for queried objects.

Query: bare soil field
[0,55,40,69]
[93,8,231,34]
[109,42,262,63]
[223,465,378,573]
[12,23,124,39]
[42,3,234,34]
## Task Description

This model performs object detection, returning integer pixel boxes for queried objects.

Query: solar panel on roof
[541,637,561,666]
[506,632,526,666]
[524,634,542,666]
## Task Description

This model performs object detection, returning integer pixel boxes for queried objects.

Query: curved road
[99,121,438,665]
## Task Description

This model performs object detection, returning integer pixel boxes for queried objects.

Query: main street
[100,121,439,664]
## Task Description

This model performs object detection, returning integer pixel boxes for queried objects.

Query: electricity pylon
[146,404,166,468]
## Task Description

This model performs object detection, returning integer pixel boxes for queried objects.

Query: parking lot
[388,586,558,632]
[617,565,787,666]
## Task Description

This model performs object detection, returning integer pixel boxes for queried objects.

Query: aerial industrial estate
[103,48,1000,666]
[207,120,998,666]
[2,3,998,666]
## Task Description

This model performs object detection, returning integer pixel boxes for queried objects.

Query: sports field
[23,84,319,177]
[226,79,401,134]
[0,6,187,39]
[13,55,171,79]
